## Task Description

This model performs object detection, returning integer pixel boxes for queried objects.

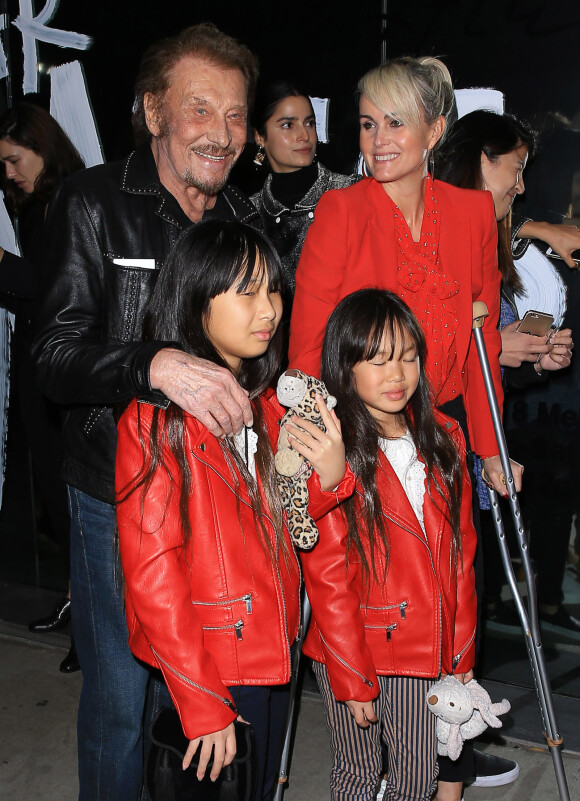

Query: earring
[428,149,435,178]
[253,145,265,167]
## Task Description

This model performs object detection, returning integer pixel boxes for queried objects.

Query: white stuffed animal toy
[426,675,511,760]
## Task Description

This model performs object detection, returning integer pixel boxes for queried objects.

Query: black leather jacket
[33,145,260,503]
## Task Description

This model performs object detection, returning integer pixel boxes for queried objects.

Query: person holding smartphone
[437,110,578,645]
[437,110,573,384]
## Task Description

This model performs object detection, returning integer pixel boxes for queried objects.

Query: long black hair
[437,110,536,294]
[321,289,463,585]
[0,102,84,213]
[119,220,287,558]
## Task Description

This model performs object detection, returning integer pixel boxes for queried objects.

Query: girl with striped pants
[300,289,477,800]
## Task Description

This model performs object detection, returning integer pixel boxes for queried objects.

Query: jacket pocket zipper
[202,619,245,641]
[190,450,296,655]
[319,632,374,688]
[193,593,253,615]
[364,622,398,642]
[363,601,408,619]
[151,648,236,712]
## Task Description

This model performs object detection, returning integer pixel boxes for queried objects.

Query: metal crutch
[472,301,570,801]
[273,590,312,801]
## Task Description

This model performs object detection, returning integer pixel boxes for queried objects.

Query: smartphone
[545,247,580,264]
[516,310,555,338]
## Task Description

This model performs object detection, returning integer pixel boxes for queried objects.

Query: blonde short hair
[358,56,454,144]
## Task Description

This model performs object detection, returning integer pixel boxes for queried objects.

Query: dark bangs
[322,288,427,388]
[144,220,285,398]
[361,310,423,364]
[230,231,284,298]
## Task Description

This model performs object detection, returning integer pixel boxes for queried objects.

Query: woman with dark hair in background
[437,110,572,389]
[251,82,358,299]
[0,102,85,672]
[437,109,576,637]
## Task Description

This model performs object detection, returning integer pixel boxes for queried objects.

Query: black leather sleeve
[32,177,172,406]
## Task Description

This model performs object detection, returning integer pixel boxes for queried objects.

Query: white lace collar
[379,430,427,532]
[231,426,259,479]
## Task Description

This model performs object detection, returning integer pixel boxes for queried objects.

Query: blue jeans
[69,486,163,801]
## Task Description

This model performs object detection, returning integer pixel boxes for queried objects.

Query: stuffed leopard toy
[275,369,336,550]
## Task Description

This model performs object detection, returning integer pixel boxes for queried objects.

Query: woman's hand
[499,321,551,367]
[345,699,378,728]
[518,220,580,268]
[285,394,346,491]
[482,455,523,497]
[182,721,237,781]
[537,328,573,371]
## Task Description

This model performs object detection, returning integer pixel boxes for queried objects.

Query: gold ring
[500,473,506,486]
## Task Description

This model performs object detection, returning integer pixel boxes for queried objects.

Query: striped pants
[313,662,438,801]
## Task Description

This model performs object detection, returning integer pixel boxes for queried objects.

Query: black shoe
[29,597,71,633]
[59,639,80,673]
[470,750,519,787]
[540,606,580,635]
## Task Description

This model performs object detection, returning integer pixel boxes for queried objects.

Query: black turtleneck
[269,161,318,209]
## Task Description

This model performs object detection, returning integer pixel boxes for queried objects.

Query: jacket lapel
[375,450,426,541]
[366,180,399,284]
[434,182,474,370]
[185,421,254,507]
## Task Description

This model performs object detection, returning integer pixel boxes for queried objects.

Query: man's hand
[150,348,252,436]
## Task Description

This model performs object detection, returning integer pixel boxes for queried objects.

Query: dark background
[3,0,580,174]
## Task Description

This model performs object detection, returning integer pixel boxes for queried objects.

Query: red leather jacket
[289,178,502,458]
[116,391,354,740]
[301,414,477,704]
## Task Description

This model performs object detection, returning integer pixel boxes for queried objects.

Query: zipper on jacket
[364,601,408,619]
[193,593,253,615]
[202,619,245,641]
[319,632,374,688]
[452,625,476,669]
[364,622,398,642]
[151,648,236,712]
[191,449,299,660]
[381,511,444,673]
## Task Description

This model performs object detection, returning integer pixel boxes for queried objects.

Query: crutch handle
[472,301,489,329]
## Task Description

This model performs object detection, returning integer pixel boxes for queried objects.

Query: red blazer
[301,413,477,703]
[289,178,502,458]
[116,391,355,740]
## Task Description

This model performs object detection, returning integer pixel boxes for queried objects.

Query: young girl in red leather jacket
[300,288,477,801]
[115,220,349,800]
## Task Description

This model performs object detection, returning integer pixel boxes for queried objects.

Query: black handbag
[146,707,257,801]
